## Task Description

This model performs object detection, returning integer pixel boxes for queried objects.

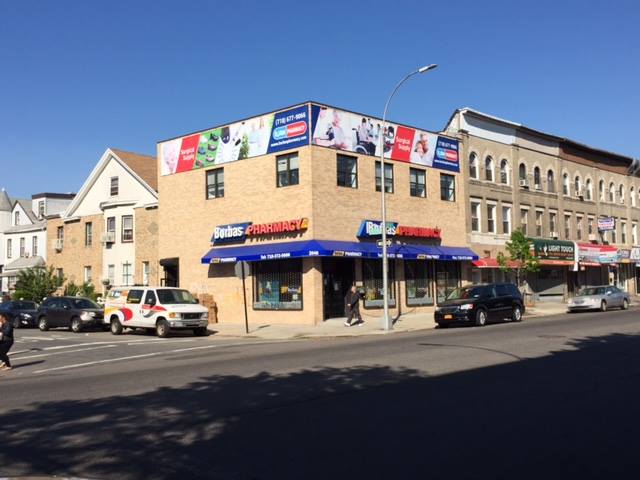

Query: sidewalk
[208,302,571,341]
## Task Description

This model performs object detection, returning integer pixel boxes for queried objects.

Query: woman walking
[0,312,14,371]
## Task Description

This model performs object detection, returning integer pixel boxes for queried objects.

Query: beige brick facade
[134,205,160,286]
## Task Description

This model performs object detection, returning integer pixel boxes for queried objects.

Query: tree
[12,266,63,302]
[497,229,540,287]
[64,281,80,297]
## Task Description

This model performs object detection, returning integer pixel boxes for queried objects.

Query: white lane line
[13,345,118,360]
[18,336,56,341]
[10,338,198,356]
[125,339,195,345]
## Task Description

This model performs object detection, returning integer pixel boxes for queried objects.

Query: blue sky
[1,0,638,199]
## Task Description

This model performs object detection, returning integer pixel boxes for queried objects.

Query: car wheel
[512,306,523,322]
[38,316,49,331]
[622,299,629,310]
[111,318,123,335]
[156,319,170,338]
[70,317,83,333]
[193,327,208,337]
[600,300,607,312]
[475,309,487,327]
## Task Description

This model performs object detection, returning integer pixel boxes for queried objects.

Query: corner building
[157,102,477,325]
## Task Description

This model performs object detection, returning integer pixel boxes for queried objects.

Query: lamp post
[380,64,438,331]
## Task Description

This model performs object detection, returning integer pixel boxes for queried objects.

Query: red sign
[246,218,309,236]
[390,126,415,162]
[175,134,200,173]
[396,225,441,239]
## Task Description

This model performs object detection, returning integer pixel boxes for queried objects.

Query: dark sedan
[434,283,525,328]
[37,296,105,333]
[0,300,39,328]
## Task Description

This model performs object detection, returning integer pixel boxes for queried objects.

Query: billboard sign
[161,105,310,176]
[310,104,459,172]
[532,239,576,265]
[597,217,615,232]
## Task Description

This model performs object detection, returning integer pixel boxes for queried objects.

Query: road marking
[18,336,56,341]
[14,345,118,360]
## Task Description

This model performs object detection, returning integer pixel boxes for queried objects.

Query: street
[1,309,640,479]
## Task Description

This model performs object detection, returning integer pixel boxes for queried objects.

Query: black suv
[434,283,525,328]
[0,300,39,328]
[37,296,105,333]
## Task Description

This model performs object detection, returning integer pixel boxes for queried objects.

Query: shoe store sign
[212,218,309,245]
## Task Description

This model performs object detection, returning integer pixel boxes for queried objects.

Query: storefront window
[253,259,302,310]
[435,261,461,304]
[362,259,396,308]
[405,260,434,306]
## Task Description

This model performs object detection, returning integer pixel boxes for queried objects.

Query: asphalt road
[1,309,640,479]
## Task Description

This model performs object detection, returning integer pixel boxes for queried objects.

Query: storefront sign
[598,217,615,232]
[160,105,310,176]
[532,239,576,266]
[618,249,631,263]
[212,218,308,245]
[356,220,441,239]
[577,242,618,265]
[630,247,640,262]
[310,104,460,172]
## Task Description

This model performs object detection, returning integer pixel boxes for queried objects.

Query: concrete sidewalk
[208,301,572,340]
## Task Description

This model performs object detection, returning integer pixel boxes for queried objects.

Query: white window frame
[485,157,495,182]
[632,222,638,246]
[535,209,544,237]
[502,204,512,235]
[469,153,479,180]
[487,202,497,234]
[470,199,482,233]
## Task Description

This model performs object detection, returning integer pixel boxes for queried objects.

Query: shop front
[575,243,618,290]
[528,239,576,301]
[632,248,640,294]
[615,248,634,292]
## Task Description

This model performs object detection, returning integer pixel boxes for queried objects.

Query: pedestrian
[344,285,364,327]
[0,312,14,372]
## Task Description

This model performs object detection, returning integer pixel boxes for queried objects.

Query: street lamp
[380,64,438,331]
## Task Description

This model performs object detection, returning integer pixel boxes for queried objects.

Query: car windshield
[14,301,37,310]
[71,298,99,309]
[446,286,485,301]
[157,289,197,305]
[578,287,605,296]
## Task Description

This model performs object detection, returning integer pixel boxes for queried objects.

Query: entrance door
[160,258,179,287]
[322,258,355,319]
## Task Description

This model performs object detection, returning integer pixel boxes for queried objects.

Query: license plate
[444,314,453,320]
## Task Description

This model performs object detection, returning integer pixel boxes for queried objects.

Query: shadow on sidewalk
[1,332,640,479]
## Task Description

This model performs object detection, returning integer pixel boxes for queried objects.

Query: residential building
[47,148,159,295]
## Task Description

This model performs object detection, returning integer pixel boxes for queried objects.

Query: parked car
[37,296,105,333]
[105,286,209,338]
[567,285,630,312]
[0,300,39,328]
[434,283,525,328]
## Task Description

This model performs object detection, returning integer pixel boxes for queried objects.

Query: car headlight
[169,312,181,319]
[459,304,474,310]
[81,311,96,320]
[20,313,32,319]
[201,312,209,320]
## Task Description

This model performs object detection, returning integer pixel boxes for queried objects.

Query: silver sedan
[568,285,631,312]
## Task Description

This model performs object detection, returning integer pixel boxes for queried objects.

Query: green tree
[497,229,540,287]
[64,281,80,297]
[79,281,98,301]
[12,266,63,302]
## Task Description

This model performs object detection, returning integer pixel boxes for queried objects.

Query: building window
[362,259,395,308]
[574,176,582,196]
[487,204,497,234]
[337,154,358,188]
[107,264,115,285]
[547,170,555,192]
[520,208,528,235]
[106,217,116,239]
[535,210,544,237]
[19,237,25,257]
[38,200,45,218]
[253,259,303,310]
[56,226,64,249]
[576,215,583,240]
[110,176,119,196]
[375,161,394,193]
[470,201,481,232]
[611,219,617,243]
[84,266,92,283]
[32,236,38,256]
[549,212,557,236]
[599,180,605,201]
[485,156,494,182]
[440,174,455,202]
[533,167,541,189]
[122,262,132,286]
[6,239,11,259]
[619,184,625,204]
[276,152,299,187]
[142,261,150,286]
[85,222,93,246]
[518,163,526,184]
[502,206,512,235]
[206,168,225,199]
[56,268,64,283]
[632,223,638,245]
[631,187,636,207]
[562,173,570,196]
[622,221,627,244]
[121,215,134,243]
[405,260,434,306]
[499,159,509,184]
[586,179,592,200]
[436,261,461,304]
[609,183,615,202]
[588,217,594,235]
[469,153,478,179]
[564,214,571,239]
[409,168,426,198]
[14,211,19,226]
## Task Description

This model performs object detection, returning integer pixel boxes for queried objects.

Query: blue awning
[202,240,478,264]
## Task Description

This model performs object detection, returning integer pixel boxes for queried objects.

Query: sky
[0,0,638,199]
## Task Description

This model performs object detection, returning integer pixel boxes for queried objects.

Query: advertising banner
[577,243,618,265]
[597,217,615,232]
[532,239,576,266]
[160,105,310,176]
[618,249,632,263]
[310,104,460,172]
[630,247,640,262]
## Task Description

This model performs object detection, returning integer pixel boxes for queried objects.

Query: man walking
[0,312,14,372]
[344,285,364,327]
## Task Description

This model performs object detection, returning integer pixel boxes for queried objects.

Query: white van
[105,286,209,337]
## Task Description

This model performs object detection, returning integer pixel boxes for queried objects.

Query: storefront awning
[202,240,478,264]
[472,258,521,269]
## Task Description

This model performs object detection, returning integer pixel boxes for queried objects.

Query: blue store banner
[267,105,310,154]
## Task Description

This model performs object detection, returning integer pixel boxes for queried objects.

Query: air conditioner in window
[588,234,598,242]
[534,183,542,190]
[549,231,559,239]
[101,232,116,244]
[575,188,584,200]
[53,239,63,252]
[519,179,529,188]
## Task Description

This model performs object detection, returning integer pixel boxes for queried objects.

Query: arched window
[547,170,555,192]
[609,182,615,202]
[562,173,570,196]
[469,153,478,179]
[599,179,605,201]
[631,187,636,207]
[574,175,581,196]
[518,163,527,183]
[585,179,592,200]
[619,184,625,204]
[485,156,494,182]
[499,159,509,184]
[533,167,541,188]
